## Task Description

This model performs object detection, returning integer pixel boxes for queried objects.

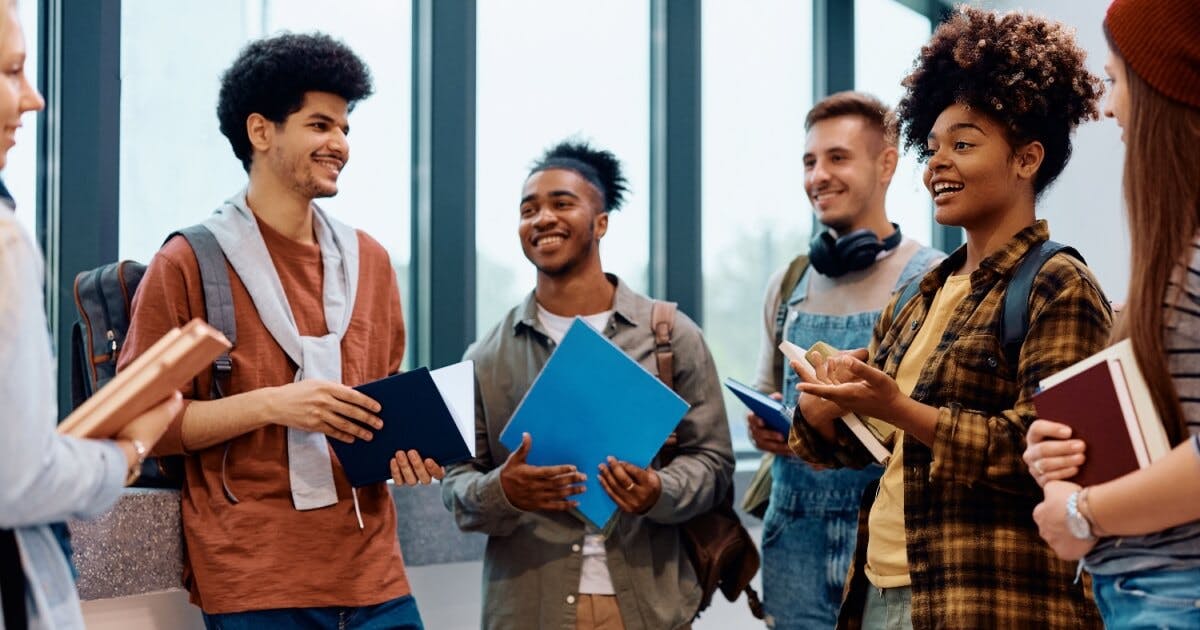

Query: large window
[119,0,412,304]
[5,0,38,238]
[701,0,814,453]
[474,0,650,339]
[855,0,933,245]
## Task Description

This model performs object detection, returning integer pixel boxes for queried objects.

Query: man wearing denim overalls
[747,91,942,630]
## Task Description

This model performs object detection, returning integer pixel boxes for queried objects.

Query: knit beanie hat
[1105,0,1200,109]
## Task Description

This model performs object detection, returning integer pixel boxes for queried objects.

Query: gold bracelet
[124,439,148,486]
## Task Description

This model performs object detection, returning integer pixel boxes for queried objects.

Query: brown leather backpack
[650,301,764,621]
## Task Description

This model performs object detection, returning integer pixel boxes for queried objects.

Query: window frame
[38,0,954,421]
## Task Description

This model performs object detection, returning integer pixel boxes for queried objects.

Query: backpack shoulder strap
[771,255,809,385]
[167,225,237,387]
[1001,240,1084,365]
[890,275,924,327]
[650,300,678,390]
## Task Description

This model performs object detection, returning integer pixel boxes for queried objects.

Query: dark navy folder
[499,318,689,529]
[724,377,792,434]
[329,367,472,487]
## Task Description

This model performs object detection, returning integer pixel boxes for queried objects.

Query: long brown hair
[1111,52,1200,444]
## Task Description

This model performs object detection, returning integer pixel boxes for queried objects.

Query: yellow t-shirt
[864,274,972,588]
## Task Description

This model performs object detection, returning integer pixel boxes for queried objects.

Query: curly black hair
[217,32,374,172]
[529,139,630,213]
[896,6,1102,194]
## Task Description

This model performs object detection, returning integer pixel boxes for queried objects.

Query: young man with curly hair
[120,33,434,629]
[789,7,1111,629]
[442,140,734,630]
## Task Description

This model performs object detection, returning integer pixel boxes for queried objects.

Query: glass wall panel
[119,0,411,305]
[5,0,38,237]
[855,0,933,245]
[475,0,650,339]
[702,0,813,453]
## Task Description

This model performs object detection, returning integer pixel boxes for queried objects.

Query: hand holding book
[1029,339,1169,488]
[58,319,230,439]
[782,340,895,463]
[1023,420,1086,487]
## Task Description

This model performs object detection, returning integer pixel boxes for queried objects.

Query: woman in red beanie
[1026,0,1200,627]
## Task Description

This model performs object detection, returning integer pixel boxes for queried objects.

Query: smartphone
[806,340,839,369]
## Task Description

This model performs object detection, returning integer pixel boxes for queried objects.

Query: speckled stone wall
[69,483,487,600]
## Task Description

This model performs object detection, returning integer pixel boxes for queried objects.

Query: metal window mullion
[649,0,702,322]
[50,0,121,417]
[410,0,475,370]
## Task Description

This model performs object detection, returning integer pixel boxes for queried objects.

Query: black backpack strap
[1000,240,1084,365]
[891,275,924,327]
[167,226,237,392]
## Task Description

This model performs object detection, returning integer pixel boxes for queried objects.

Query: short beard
[271,147,338,200]
[296,177,338,200]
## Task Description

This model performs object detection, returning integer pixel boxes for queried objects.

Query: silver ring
[624,481,636,491]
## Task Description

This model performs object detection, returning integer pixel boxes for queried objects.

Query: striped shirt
[1086,236,1200,575]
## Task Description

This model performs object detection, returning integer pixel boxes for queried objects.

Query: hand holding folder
[499,432,588,512]
[499,319,689,529]
[329,364,474,488]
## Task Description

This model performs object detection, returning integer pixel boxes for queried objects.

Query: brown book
[1033,360,1148,487]
[58,319,231,439]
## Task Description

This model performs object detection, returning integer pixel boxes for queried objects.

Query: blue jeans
[203,594,423,630]
[861,585,913,630]
[761,457,879,630]
[1092,568,1200,629]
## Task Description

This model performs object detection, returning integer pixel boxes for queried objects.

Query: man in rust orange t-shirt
[119,33,438,629]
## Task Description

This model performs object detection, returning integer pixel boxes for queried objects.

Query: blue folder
[499,318,690,529]
[329,367,473,488]
[724,377,792,434]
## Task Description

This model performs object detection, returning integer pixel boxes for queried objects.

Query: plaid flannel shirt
[790,221,1111,629]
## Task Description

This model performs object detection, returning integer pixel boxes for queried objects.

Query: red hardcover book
[1032,361,1145,487]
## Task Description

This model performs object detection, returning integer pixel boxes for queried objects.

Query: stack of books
[58,319,230,438]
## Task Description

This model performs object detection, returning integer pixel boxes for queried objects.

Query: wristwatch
[124,439,148,486]
[1066,490,1096,541]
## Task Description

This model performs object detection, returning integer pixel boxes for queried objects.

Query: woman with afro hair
[1025,1,1200,627]
[788,6,1110,629]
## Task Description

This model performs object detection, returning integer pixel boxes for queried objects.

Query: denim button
[986,356,998,368]
[566,595,576,605]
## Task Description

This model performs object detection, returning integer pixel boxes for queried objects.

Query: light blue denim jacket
[0,206,127,629]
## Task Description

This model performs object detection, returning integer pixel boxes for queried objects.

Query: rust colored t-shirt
[119,216,410,614]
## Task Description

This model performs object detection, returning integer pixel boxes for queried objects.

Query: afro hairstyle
[529,139,630,213]
[896,6,1102,195]
[217,32,374,172]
